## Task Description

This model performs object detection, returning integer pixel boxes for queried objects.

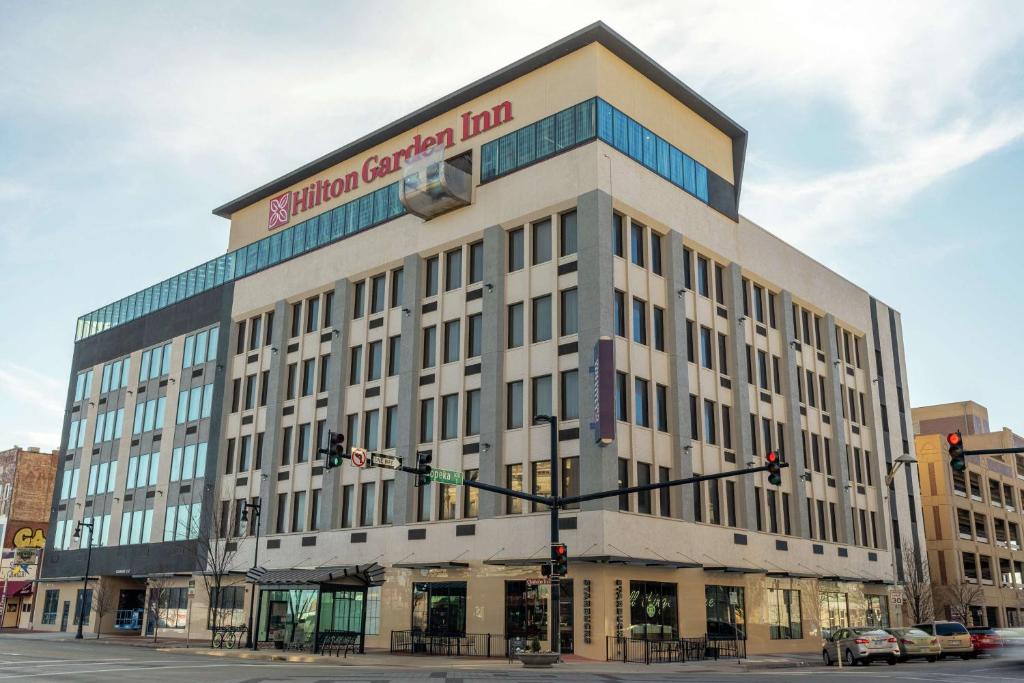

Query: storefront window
[505,581,548,639]
[628,581,678,639]
[705,585,746,640]
[865,595,890,628]
[318,589,364,633]
[767,588,802,639]
[820,591,849,634]
[412,582,466,636]
[209,586,246,627]
[259,589,318,646]
[154,587,187,629]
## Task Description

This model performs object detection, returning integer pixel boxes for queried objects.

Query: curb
[740,659,815,670]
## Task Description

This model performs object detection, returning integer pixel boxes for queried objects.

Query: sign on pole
[369,453,402,470]
[350,447,367,468]
[429,468,464,486]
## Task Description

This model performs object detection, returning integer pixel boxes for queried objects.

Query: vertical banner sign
[593,337,616,445]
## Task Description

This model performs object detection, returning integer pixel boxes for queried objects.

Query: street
[0,633,1022,682]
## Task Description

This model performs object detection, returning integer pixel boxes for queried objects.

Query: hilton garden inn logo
[266,100,513,230]
[268,192,292,230]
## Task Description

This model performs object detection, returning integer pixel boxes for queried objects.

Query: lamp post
[71,521,94,640]
[532,414,561,660]
[239,499,262,650]
[884,453,917,625]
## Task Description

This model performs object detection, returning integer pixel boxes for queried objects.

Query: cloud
[742,108,1024,249]
[0,363,66,417]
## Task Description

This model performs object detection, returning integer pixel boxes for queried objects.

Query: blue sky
[1,1,1022,449]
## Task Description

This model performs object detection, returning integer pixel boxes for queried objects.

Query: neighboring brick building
[0,446,59,628]
[913,402,1024,627]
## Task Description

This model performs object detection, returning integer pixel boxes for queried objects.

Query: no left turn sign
[351,447,367,467]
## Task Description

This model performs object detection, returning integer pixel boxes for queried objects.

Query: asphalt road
[0,632,1022,682]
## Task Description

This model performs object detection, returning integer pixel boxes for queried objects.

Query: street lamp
[532,414,561,661]
[71,520,94,640]
[239,498,262,650]
[884,453,917,487]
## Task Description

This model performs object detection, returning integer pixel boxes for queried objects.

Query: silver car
[823,627,900,666]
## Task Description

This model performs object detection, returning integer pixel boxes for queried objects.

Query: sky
[0,1,1022,450]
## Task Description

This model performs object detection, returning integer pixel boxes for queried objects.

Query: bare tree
[90,581,116,639]
[186,504,239,637]
[942,581,984,625]
[146,576,171,643]
[899,545,933,624]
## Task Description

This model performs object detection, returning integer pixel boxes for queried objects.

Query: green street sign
[429,468,464,486]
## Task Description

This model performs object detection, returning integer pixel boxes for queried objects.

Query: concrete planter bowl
[518,652,559,668]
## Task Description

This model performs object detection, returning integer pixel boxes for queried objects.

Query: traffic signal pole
[324,429,789,657]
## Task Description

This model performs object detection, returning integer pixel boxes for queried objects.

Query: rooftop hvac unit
[399,148,472,220]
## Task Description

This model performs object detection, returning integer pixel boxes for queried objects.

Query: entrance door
[558,579,574,654]
[59,601,70,632]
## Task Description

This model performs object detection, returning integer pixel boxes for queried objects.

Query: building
[0,446,58,628]
[37,22,926,655]
[913,401,1024,627]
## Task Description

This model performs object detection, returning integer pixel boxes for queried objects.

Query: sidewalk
[159,645,822,673]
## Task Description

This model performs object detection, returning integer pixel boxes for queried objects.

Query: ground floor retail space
[32,563,898,657]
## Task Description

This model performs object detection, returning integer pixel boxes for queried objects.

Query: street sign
[245,566,268,583]
[429,468,464,485]
[369,452,402,470]
[350,447,367,468]
[526,578,549,586]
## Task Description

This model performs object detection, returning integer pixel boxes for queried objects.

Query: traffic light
[415,451,432,487]
[766,451,782,486]
[947,431,966,472]
[324,431,346,470]
[551,543,568,576]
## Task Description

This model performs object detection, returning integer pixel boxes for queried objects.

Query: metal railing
[210,625,248,649]
[390,630,526,658]
[605,635,745,664]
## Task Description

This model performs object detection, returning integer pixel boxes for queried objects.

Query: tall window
[532,295,551,343]
[532,218,551,264]
[508,228,524,271]
[768,589,802,639]
[630,581,678,639]
[612,213,624,257]
[412,582,467,637]
[634,378,650,428]
[704,399,717,445]
[370,274,386,315]
[443,320,460,363]
[559,210,577,257]
[560,288,578,336]
[441,394,458,440]
[507,302,524,348]
[419,398,434,443]
[422,326,436,369]
[632,298,647,344]
[630,223,645,267]
[532,375,552,418]
[560,370,579,420]
[424,256,439,297]
[613,290,626,337]
[506,381,523,429]
[467,313,483,358]
[700,326,713,369]
[706,585,746,640]
[445,249,462,291]
[468,242,484,284]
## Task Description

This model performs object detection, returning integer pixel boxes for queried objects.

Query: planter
[518,652,559,668]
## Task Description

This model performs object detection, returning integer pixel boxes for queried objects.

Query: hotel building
[37,23,925,656]
[913,401,1024,627]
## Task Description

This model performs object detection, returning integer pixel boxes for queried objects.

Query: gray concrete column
[724,263,756,530]
[322,280,352,530]
[664,232,694,520]
[393,255,424,525]
[257,300,288,536]
[575,189,619,512]
[824,313,855,544]
[478,226,506,519]
[779,291,810,538]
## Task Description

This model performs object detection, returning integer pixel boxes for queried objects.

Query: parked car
[822,627,899,666]
[967,626,1003,656]
[913,621,973,658]
[887,627,940,662]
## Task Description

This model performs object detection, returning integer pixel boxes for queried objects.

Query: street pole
[242,499,262,650]
[73,521,94,640]
[542,415,561,661]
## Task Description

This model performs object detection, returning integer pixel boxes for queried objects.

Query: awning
[766,571,818,579]
[1,581,32,598]
[575,555,702,569]
[393,561,469,570]
[704,566,766,574]
[482,558,546,567]
[257,563,385,588]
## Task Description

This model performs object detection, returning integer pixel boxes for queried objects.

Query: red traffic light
[947,432,961,447]
[553,544,566,556]
[766,451,779,463]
